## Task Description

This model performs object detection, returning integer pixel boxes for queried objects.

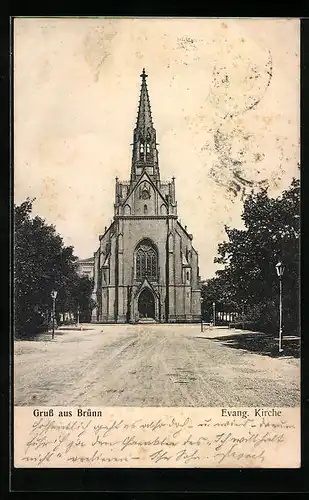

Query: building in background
[92,69,201,323]
[75,257,94,279]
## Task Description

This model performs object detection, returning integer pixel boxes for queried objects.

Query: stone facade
[92,69,201,323]
[75,257,94,279]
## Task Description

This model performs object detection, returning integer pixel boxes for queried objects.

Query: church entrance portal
[138,288,155,319]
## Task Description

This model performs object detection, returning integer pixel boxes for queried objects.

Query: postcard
[13,17,300,468]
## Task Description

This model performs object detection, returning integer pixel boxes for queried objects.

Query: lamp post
[77,304,80,327]
[51,290,58,340]
[213,301,216,327]
[275,261,285,353]
[200,297,204,332]
[242,300,246,330]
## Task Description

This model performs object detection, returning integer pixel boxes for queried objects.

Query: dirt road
[14,324,300,407]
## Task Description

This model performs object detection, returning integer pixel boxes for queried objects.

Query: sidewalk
[200,326,300,358]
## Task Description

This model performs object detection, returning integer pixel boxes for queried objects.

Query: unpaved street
[14,324,300,407]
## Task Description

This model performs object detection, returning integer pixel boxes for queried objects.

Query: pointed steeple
[136,69,153,133]
[131,69,159,183]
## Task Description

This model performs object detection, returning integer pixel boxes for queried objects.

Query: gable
[121,171,168,216]
[134,277,159,298]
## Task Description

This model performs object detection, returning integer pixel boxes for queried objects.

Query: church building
[92,69,201,323]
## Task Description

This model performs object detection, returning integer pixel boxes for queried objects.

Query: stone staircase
[138,318,157,324]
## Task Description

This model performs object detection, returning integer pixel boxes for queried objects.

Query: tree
[72,275,94,323]
[14,198,88,337]
[201,272,238,321]
[202,178,300,333]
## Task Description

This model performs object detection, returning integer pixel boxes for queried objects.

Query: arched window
[144,204,148,214]
[135,240,158,281]
[146,143,150,154]
[160,204,167,215]
[140,143,144,154]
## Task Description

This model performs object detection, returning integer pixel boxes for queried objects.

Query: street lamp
[77,304,80,327]
[242,299,246,330]
[200,297,204,332]
[275,261,285,353]
[213,302,216,327]
[51,290,58,340]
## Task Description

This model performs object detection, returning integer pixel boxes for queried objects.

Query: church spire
[131,69,159,183]
[136,68,153,133]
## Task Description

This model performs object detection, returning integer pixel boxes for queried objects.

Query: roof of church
[135,68,153,134]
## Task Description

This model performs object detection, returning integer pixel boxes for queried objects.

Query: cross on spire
[140,68,148,79]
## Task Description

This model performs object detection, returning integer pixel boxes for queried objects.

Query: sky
[14,18,300,279]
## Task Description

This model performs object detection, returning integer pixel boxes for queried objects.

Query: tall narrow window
[144,204,148,214]
[140,143,144,153]
[135,240,158,281]
[146,143,150,153]
[136,252,142,278]
[150,250,157,278]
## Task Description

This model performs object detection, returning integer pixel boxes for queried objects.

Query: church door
[138,288,155,319]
